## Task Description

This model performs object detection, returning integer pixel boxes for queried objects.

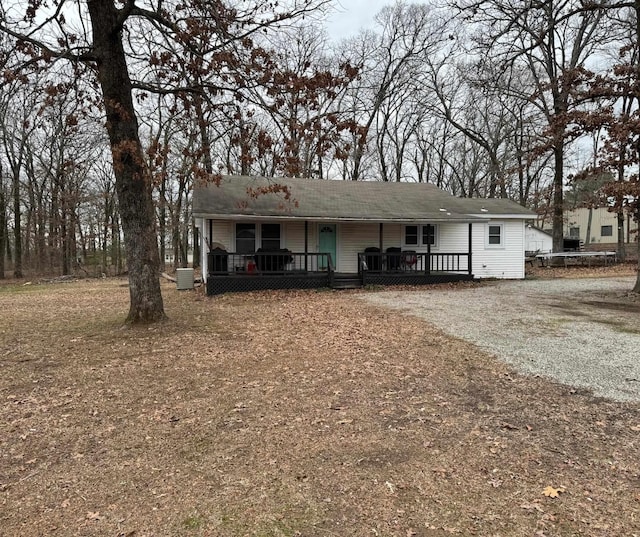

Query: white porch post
[468,223,473,275]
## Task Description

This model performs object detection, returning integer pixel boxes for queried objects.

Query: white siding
[284,221,308,253]
[437,224,469,253]
[472,220,525,279]
[392,223,470,254]
[200,218,527,280]
[433,224,470,272]
[525,227,552,253]
[396,223,472,272]
[211,220,233,249]
[340,223,380,273]
[339,222,473,273]
[200,220,232,283]
[308,224,318,254]
[382,224,402,250]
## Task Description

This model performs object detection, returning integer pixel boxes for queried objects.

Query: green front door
[318,224,336,270]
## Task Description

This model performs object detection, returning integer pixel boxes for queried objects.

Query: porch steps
[331,273,363,290]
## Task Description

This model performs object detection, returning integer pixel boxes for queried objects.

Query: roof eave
[193,212,486,223]
[469,213,534,219]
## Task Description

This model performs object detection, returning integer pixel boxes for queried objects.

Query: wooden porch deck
[206,270,474,295]
[206,251,474,295]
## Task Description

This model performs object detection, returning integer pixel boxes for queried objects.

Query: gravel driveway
[360,276,640,402]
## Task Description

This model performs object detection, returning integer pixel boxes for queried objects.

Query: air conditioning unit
[175,268,194,290]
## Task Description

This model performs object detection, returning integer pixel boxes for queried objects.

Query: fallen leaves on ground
[0,277,639,536]
[542,486,566,498]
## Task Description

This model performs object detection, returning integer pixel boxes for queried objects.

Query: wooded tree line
[1,0,639,303]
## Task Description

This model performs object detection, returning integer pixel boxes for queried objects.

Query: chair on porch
[209,246,229,273]
[401,250,417,271]
[254,248,294,272]
[386,247,402,271]
[364,247,382,271]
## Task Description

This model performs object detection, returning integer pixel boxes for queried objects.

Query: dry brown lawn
[1,273,639,536]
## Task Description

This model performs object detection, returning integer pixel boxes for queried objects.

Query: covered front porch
[205,248,474,295]
[195,175,533,291]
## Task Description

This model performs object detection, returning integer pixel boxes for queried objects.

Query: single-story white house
[193,175,535,295]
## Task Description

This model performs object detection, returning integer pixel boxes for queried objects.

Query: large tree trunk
[12,163,22,278]
[634,245,640,293]
[159,175,167,272]
[551,145,564,253]
[617,211,626,261]
[633,0,640,293]
[87,0,165,323]
[585,207,592,247]
[634,206,640,294]
[634,232,640,294]
[0,162,5,279]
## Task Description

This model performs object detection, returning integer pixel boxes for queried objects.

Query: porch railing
[358,251,471,276]
[208,250,334,276]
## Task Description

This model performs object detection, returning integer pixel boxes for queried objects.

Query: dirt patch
[1,278,640,536]
[579,298,640,314]
[526,260,638,280]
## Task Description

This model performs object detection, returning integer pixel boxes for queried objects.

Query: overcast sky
[323,0,432,41]
[323,0,392,40]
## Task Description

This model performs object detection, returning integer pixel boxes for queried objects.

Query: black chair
[277,248,294,270]
[208,247,228,273]
[254,248,293,271]
[364,247,381,271]
[386,247,402,271]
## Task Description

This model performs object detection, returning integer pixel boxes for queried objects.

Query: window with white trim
[235,223,282,253]
[487,223,503,247]
[422,224,437,246]
[405,225,419,246]
[404,224,438,247]
[235,223,256,254]
[261,223,281,250]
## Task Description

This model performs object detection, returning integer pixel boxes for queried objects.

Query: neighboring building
[563,207,637,247]
[193,176,535,295]
[525,226,553,254]
[163,248,194,265]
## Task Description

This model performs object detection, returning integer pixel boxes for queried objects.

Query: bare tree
[0,81,40,278]
[338,2,449,181]
[0,159,6,278]
[573,1,640,291]
[460,0,611,250]
[1,0,330,323]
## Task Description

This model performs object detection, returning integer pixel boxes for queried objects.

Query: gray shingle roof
[193,175,535,222]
